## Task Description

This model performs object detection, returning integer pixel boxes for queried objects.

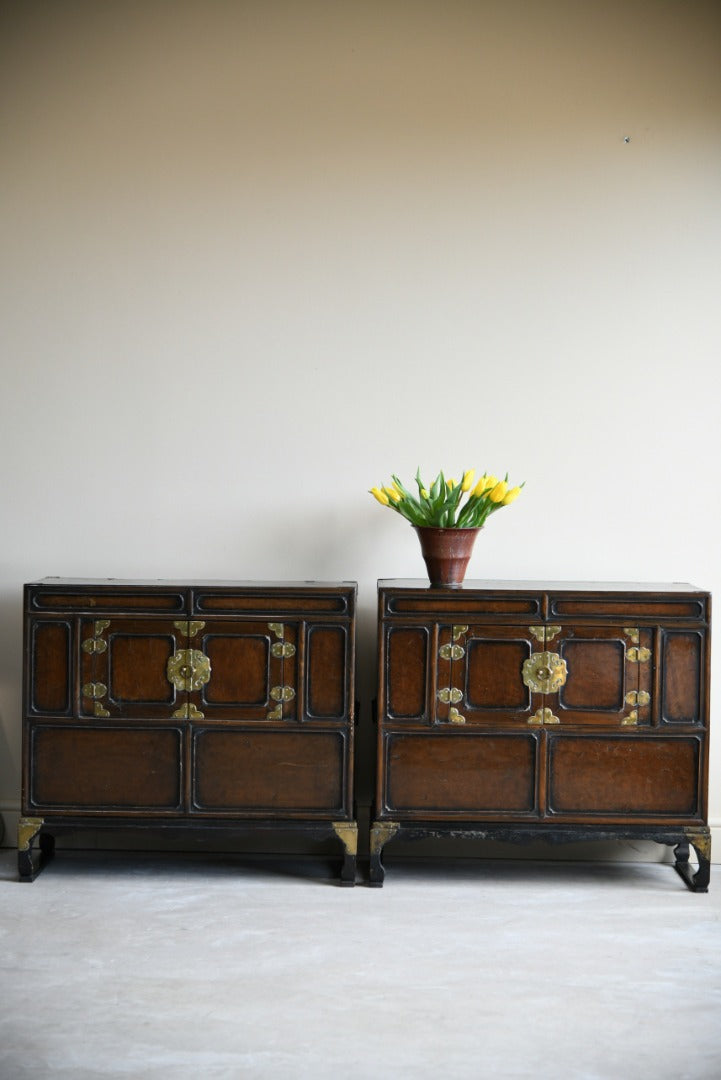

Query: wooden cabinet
[20,579,357,884]
[371,580,711,890]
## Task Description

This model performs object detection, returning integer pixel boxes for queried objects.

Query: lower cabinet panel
[386,732,537,814]
[548,735,700,817]
[193,729,345,813]
[30,725,183,811]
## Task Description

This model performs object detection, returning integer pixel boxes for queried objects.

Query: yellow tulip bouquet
[369,468,523,528]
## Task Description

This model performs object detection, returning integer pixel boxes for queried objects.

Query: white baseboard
[2,802,720,862]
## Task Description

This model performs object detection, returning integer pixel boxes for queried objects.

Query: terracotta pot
[414,526,480,588]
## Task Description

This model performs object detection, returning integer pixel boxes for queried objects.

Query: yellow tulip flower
[461,469,475,492]
[420,488,429,499]
[370,486,390,506]
[502,486,522,505]
[384,486,402,503]
[447,478,457,490]
[489,480,508,503]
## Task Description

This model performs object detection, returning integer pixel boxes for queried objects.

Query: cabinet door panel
[445,625,538,726]
[384,625,430,722]
[385,732,537,814]
[29,725,183,811]
[82,619,185,720]
[553,626,651,727]
[547,735,700,818]
[192,729,345,813]
[195,620,294,720]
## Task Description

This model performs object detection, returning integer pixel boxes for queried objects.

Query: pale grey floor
[1,849,720,1080]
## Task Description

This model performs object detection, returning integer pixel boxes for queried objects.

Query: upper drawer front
[193,588,354,617]
[549,595,708,621]
[28,586,189,615]
[383,593,542,619]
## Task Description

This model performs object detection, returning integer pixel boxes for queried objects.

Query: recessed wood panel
[559,639,625,711]
[386,627,428,719]
[203,635,270,705]
[307,626,346,717]
[108,634,175,703]
[30,726,182,810]
[548,736,699,816]
[193,730,344,812]
[386,733,536,813]
[551,599,703,618]
[465,639,530,710]
[31,592,187,611]
[30,621,71,714]
[388,597,540,616]
[195,594,347,614]
[661,632,702,724]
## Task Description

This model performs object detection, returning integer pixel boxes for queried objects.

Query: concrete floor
[1,849,720,1080]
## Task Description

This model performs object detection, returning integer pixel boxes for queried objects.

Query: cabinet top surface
[378,579,707,594]
[28,578,356,590]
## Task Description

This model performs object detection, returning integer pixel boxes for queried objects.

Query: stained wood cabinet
[20,579,357,883]
[371,580,711,890]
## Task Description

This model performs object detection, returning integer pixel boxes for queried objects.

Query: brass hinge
[439,643,465,660]
[82,619,110,654]
[625,690,651,706]
[271,641,296,658]
[437,687,463,704]
[627,647,652,663]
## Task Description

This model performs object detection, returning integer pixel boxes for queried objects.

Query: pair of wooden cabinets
[20,578,711,890]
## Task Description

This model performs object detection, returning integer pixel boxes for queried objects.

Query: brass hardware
[82,682,107,700]
[332,821,358,856]
[529,625,562,644]
[627,647,652,663]
[439,643,465,661]
[167,649,211,692]
[621,711,639,726]
[82,619,110,654]
[173,620,205,638]
[268,623,284,639]
[172,702,205,719]
[625,690,650,706]
[437,687,463,705]
[448,707,466,724]
[94,703,110,717]
[529,708,560,726]
[267,704,283,720]
[271,641,296,659]
[270,685,296,702]
[370,821,400,855]
[624,627,640,644]
[18,817,44,853]
[522,652,567,694]
[684,827,712,862]
[452,625,468,641]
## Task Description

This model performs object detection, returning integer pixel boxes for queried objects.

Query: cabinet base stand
[18,817,358,886]
[369,821,711,893]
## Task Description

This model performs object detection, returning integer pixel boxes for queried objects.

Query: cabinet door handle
[167,649,212,692]
[522,651,567,694]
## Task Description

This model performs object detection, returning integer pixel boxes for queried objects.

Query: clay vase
[414,526,480,588]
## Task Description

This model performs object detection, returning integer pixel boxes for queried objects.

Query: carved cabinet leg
[674,828,711,893]
[18,817,46,882]
[332,822,358,887]
[369,821,399,887]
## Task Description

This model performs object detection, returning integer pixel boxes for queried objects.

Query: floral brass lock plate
[522,651,568,694]
[167,649,211,693]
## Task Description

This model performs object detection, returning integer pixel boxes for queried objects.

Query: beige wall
[1,1,720,846]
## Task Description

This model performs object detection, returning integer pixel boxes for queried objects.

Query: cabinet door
[188,620,298,722]
[436,624,540,727]
[80,617,187,720]
[546,624,653,728]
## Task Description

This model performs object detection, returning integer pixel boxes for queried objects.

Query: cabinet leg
[18,818,47,882]
[673,828,711,893]
[369,821,399,887]
[332,821,358,887]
